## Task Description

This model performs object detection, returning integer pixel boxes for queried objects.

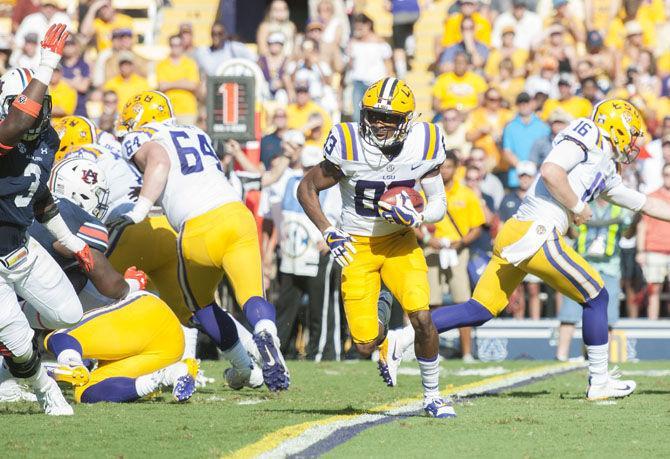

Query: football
[379,186,425,212]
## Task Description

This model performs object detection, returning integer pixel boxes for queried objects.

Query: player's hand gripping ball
[378,187,425,228]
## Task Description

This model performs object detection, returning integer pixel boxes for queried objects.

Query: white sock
[223,340,252,371]
[254,319,277,336]
[27,365,52,393]
[57,349,84,367]
[181,326,198,360]
[587,343,609,386]
[417,355,440,399]
[135,373,159,397]
[232,316,254,346]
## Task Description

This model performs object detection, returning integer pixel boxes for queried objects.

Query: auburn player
[298,78,454,418]
[106,91,289,391]
[0,24,96,416]
[396,99,670,401]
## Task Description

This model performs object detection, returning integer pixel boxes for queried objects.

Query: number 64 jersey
[122,121,239,230]
[324,122,446,237]
[515,117,646,234]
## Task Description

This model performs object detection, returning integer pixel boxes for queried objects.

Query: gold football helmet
[360,77,416,149]
[115,90,174,137]
[592,98,643,164]
[53,115,98,162]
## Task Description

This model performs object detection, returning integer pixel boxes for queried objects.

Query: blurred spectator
[467,147,505,210]
[261,108,289,169]
[491,57,525,106]
[556,198,631,360]
[259,32,290,104]
[463,164,495,255]
[529,107,571,165]
[61,35,91,117]
[585,0,620,36]
[93,28,150,88]
[103,53,151,112]
[440,0,492,49]
[433,52,487,112]
[617,20,647,82]
[438,16,489,73]
[637,163,670,319]
[584,30,615,82]
[492,0,543,50]
[641,118,670,192]
[466,87,512,170]
[195,23,256,77]
[49,65,77,123]
[577,76,603,105]
[388,0,421,78]
[286,39,336,114]
[347,13,393,121]
[9,32,40,68]
[527,77,552,117]
[541,75,592,120]
[273,145,342,360]
[81,0,134,52]
[97,89,118,133]
[547,0,585,45]
[314,0,347,74]
[157,34,200,125]
[502,91,550,187]
[423,151,485,362]
[484,25,527,78]
[13,1,71,48]
[178,23,196,56]
[537,23,576,74]
[286,81,332,145]
[304,112,327,149]
[498,161,542,319]
[439,108,472,160]
[11,0,39,34]
[257,0,296,58]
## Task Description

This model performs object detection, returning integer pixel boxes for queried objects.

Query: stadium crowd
[3,0,670,361]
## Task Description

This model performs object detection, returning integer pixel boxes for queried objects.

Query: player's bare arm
[126,140,171,223]
[297,159,343,233]
[0,24,68,149]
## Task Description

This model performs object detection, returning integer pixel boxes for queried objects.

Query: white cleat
[0,378,37,402]
[378,330,402,387]
[587,367,636,400]
[423,397,457,418]
[36,378,73,416]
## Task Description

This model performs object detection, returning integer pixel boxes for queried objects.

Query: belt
[0,242,29,270]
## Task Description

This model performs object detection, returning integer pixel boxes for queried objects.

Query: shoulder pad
[555,118,602,152]
[417,122,444,162]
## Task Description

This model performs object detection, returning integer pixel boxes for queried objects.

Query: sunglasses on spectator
[211,30,225,36]
[444,116,458,122]
[486,95,502,102]
[104,98,118,104]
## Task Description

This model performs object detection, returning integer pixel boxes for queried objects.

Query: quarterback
[107,91,288,391]
[298,77,454,418]
[402,99,670,400]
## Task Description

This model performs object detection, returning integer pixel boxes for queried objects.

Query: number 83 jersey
[323,121,446,237]
[123,121,238,230]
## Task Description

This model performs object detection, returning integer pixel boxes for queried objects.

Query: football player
[107,91,289,391]
[0,25,95,416]
[402,99,670,400]
[297,78,454,418]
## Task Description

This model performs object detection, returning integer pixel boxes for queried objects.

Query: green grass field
[2,359,669,458]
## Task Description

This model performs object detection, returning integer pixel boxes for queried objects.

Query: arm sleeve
[543,140,586,171]
[420,173,447,223]
[603,180,647,212]
[77,221,109,253]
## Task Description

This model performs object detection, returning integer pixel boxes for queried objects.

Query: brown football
[379,186,425,212]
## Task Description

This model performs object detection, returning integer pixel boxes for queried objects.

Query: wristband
[127,196,153,223]
[43,213,85,253]
[12,95,42,118]
[125,278,141,293]
[34,65,54,86]
[570,200,586,214]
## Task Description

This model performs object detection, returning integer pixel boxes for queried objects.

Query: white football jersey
[516,117,633,234]
[324,121,446,237]
[65,143,143,222]
[124,121,238,230]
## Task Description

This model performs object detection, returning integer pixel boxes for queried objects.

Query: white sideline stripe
[254,362,585,459]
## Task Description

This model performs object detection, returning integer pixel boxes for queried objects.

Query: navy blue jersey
[0,126,59,253]
[29,197,109,269]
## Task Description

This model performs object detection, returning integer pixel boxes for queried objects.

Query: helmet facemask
[610,125,642,164]
[360,107,413,149]
[0,94,52,142]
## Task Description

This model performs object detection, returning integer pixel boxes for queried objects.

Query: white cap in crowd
[301,145,322,168]
[517,160,537,177]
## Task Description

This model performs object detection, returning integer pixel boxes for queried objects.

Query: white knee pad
[0,325,34,363]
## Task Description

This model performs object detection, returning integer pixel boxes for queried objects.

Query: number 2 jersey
[122,121,239,230]
[0,126,58,254]
[323,122,446,237]
[515,117,646,234]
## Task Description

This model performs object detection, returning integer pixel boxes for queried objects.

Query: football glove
[378,191,424,228]
[105,214,134,241]
[35,24,68,84]
[74,244,94,273]
[323,226,357,267]
[124,266,148,293]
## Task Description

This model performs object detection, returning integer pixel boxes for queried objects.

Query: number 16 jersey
[123,121,238,230]
[323,122,446,237]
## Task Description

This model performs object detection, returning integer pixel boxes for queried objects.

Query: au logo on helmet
[81,168,98,185]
